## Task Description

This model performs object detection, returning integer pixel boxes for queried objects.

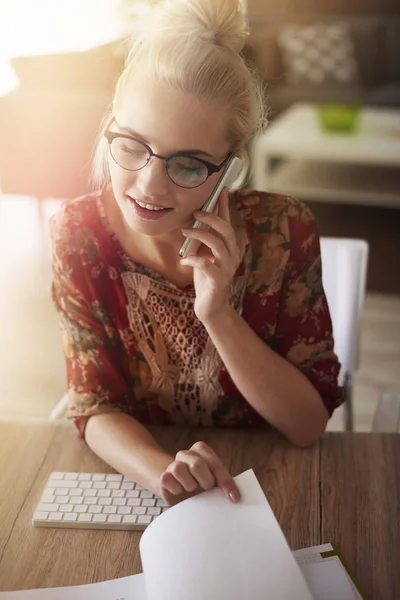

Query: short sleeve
[50,211,133,439]
[274,203,343,416]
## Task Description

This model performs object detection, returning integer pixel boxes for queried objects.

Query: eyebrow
[116,122,215,158]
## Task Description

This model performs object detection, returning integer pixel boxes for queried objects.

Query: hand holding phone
[179,156,242,259]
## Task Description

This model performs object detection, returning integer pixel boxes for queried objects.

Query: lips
[127,196,173,221]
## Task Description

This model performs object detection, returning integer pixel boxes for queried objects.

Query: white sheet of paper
[140,469,313,600]
[0,573,146,600]
[301,560,358,600]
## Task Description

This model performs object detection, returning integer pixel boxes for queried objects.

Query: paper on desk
[0,573,145,599]
[301,561,358,600]
[140,468,313,600]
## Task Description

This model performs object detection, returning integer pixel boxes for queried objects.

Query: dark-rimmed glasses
[104,118,232,189]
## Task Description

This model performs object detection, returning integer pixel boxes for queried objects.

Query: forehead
[115,71,230,158]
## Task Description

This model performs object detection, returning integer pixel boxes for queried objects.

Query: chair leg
[342,374,353,432]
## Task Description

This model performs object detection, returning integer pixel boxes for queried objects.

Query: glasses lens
[167,156,208,188]
[110,137,150,171]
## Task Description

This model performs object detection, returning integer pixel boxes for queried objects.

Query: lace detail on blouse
[121,271,248,425]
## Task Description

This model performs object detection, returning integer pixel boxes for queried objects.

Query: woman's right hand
[159,441,240,506]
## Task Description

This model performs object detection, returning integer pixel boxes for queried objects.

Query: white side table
[251,103,400,208]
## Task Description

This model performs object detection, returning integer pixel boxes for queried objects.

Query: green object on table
[317,104,361,133]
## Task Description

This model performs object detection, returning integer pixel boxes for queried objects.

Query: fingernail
[229,489,240,503]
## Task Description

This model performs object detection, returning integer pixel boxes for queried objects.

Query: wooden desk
[0,420,399,599]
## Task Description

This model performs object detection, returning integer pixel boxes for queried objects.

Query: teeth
[136,200,166,211]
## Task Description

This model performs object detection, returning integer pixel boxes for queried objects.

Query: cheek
[108,158,136,190]
[183,176,220,211]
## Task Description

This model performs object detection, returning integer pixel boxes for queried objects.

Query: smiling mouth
[128,196,174,220]
[129,196,172,211]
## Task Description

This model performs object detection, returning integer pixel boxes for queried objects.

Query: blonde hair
[92,0,267,189]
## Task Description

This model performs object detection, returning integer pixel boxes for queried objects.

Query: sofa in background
[246,15,400,118]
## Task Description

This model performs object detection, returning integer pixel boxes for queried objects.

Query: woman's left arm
[181,191,342,447]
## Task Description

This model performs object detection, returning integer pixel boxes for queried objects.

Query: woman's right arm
[85,412,173,496]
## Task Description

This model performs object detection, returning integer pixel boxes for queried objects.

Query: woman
[51,0,343,506]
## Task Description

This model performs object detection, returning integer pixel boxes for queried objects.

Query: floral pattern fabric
[50,188,343,438]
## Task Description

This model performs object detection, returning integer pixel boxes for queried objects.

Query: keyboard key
[93,514,107,523]
[48,480,78,489]
[127,498,141,506]
[156,499,168,507]
[126,490,140,498]
[40,493,55,503]
[122,515,137,524]
[107,515,122,523]
[55,488,69,496]
[79,481,93,489]
[98,498,112,506]
[112,498,126,506]
[50,473,64,480]
[72,496,84,505]
[106,482,120,490]
[97,489,111,497]
[132,506,146,515]
[103,506,117,514]
[78,513,92,522]
[93,481,107,489]
[64,473,79,480]
[139,491,153,499]
[106,474,123,482]
[63,513,78,521]
[111,490,125,498]
[59,504,73,512]
[142,499,156,507]
[147,507,162,516]
[74,505,88,513]
[49,512,63,521]
[88,505,102,514]
[83,489,97,497]
[117,506,132,515]
[34,511,48,520]
[39,503,59,512]
[83,497,98,505]
[69,489,83,496]
[56,496,69,503]
[92,474,106,481]
[78,474,91,481]
[138,515,152,525]
[121,482,134,490]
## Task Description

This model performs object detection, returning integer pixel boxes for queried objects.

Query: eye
[120,143,146,156]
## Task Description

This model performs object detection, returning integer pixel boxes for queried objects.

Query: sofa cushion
[277,21,361,86]
[10,41,125,92]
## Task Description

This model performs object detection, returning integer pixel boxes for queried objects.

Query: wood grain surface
[0,420,399,598]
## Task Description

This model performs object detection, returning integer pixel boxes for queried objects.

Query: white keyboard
[32,472,168,531]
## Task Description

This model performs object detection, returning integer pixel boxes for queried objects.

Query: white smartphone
[179,155,243,259]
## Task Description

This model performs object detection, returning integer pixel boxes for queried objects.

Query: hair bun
[146,0,249,55]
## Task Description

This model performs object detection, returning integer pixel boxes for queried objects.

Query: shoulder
[50,190,103,249]
[235,189,315,232]
[235,190,319,293]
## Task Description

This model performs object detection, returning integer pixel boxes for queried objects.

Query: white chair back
[319,237,369,378]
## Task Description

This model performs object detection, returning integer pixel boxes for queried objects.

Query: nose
[135,156,170,198]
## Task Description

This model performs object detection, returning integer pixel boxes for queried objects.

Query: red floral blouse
[50,188,343,439]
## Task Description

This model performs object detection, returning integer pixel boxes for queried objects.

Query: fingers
[179,255,219,276]
[191,441,240,503]
[160,441,240,505]
[180,227,228,262]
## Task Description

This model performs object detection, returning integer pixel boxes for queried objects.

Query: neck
[103,186,191,271]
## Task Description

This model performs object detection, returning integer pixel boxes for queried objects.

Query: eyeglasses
[104,118,232,189]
